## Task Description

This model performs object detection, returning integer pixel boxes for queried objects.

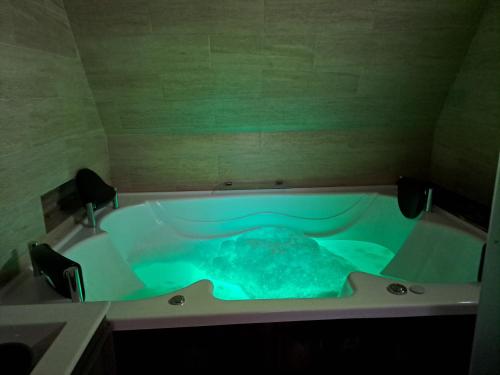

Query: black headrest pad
[76,168,115,206]
[397,177,427,219]
[30,243,85,300]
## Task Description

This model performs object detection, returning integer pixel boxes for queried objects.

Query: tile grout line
[208,35,212,69]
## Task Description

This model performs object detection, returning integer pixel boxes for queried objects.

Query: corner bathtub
[60,186,485,330]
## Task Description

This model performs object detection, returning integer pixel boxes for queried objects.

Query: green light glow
[66,193,425,302]
[131,226,396,301]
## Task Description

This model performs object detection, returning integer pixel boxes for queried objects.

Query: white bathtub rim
[53,185,486,256]
[107,272,480,331]
[43,186,484,329]
[115,185,397,206]
[57,189,485,306]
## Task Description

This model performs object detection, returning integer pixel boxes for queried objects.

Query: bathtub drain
[169,295,186,306]
[386,283,408,295]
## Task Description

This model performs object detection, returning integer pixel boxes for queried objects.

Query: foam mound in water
[201,226,353,299]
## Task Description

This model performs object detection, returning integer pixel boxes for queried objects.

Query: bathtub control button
[387,283,408,295]
[169,295,185,306]
[409,285,425,295]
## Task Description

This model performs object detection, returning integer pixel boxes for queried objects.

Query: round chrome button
[387,283,408,295]
[409,285,425,295]
[169,295,186,306]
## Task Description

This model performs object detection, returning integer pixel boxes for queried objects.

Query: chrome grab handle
[113,190,119,209]
[425,187,434,213]
[85,202,96,228]
[64,266,84,303]
[28,241,41,277]
[85,191,119,228]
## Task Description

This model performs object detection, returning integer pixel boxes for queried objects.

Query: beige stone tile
[149,0,216,34]
[262,69,359,99]
[0,45,59,98]
[431,145,496,205]
[0,197,45,262]
[312,0,376,34]
[216,145,425,186]
[0,97,100,152]
[0,140,69,200]
[65,0,151,36]
[88,72,164,103]
[44,0,68,21]
[373,0,479,32]
[108,134,217,161]
[125,155,219,191]
[65,129,109,179]
[10,0,76,57]
[260,128,431,156]
[256,97,391,132]
[461,30,500,71]
[0,0,110,272]
[415,29,473,60]
[210,133,261,156]
[162,69,215,101]
[70,12,152,37]
[262,34,315,71]
[430,1,500,205]
[0,98,32,156]
[212,0,265,35]
[210,35,268,70]
[57,0,497,208]
[313,32,374,74]
[0,1,14,45]
[64,0,148,14]
[481,0,500,31]
[257,97,326,131]
[213,98,263,132]
[212,69,262,99]
[264,0,316,36]
[109,166,131,192]
[77,34,209,75]
[119,99,216,133]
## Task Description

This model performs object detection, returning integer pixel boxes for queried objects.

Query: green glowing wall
[431,0,500,206]
[63,0,484,191]
[0,0,109,281]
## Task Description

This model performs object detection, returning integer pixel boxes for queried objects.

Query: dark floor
[113,315,476,374]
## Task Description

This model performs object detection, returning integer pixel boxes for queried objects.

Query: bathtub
[58,186,484,330]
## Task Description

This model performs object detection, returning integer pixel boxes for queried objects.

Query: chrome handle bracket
[64,266,84,303]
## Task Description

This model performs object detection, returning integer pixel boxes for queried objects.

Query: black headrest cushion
[75,168,115,206]
[30,243,85,301]
[397,177,427,219]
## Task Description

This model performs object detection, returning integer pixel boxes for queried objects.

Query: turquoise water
[131,226,396,301]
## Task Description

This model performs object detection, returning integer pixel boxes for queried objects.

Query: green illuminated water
[131,226,395,301]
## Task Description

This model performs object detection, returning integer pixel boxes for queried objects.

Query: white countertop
[0,302,110,375]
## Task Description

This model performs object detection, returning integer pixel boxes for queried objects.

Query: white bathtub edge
[107,273,480,331]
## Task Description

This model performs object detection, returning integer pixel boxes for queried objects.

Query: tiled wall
[0,0,109,276]
[64,0,484,192]
[431,0,500,206]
